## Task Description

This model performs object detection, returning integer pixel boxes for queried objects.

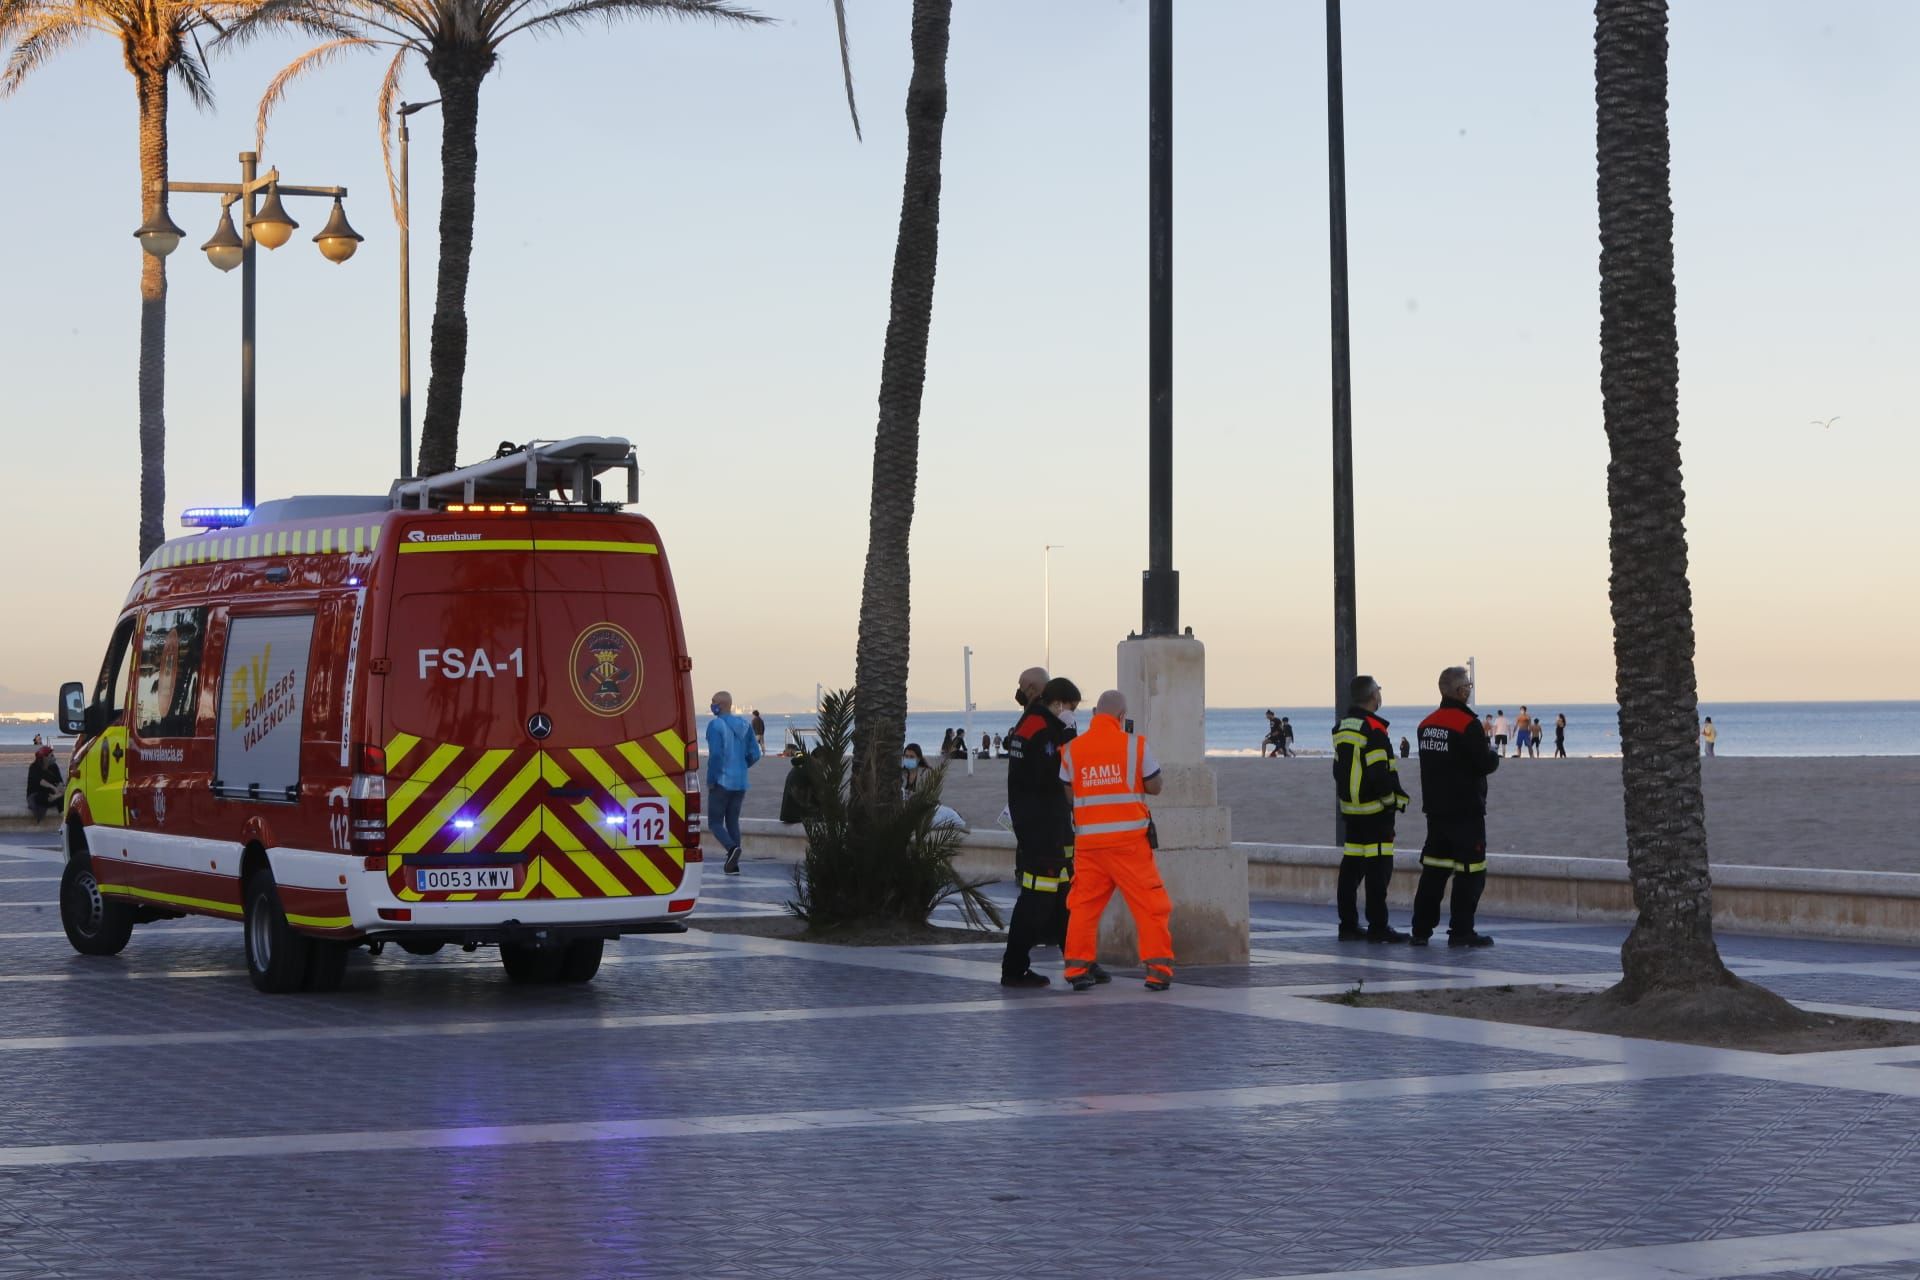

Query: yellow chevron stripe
[652,729,686,767]
[469,754,544,845]
[616,849,678,894]
[616,741,685,819]
[387,742,462,825]
[568,747,643,816]
[392,748,510,856]
[385,731,422,772]
[561,836,631,898]
[541,854,584,899]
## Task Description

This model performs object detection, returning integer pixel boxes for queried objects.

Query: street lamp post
[137,150,361,509]
[397,100,441,481]
[1326,0,1358,843]
[1141,0,1178,639]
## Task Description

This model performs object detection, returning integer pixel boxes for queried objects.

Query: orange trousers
[1063,838,1173,983]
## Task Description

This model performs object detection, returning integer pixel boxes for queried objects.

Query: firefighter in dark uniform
[1000,673,1094,988]
[1412,664,1501,947]
[1332,675,1410,942]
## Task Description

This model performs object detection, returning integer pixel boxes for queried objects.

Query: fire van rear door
[382,522,539,868]
[532,540,689,900]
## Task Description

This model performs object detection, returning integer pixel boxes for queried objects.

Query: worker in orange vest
[1059,690,1173,991]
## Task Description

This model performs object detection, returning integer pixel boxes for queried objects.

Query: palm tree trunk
[416,53,491,477]
[1595,0,1728,997]
[850,0,952,809]
[135,69,169,564]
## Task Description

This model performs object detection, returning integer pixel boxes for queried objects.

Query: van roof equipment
[389,436,639,512]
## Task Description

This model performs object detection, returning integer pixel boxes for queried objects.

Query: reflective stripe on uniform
[1020,870,1070,893]
[1339,799,1387,816]
[1420,856,1488,873]
[1343,842,1394,858]
[1076,818,1150,836]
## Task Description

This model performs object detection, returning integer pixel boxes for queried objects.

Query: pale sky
[1,0,1915,715]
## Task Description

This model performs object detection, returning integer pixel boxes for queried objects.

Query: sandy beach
[739,754,1920,874]
[8,750,1914,874]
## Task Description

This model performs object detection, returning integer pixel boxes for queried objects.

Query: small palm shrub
[790,689,1002,933]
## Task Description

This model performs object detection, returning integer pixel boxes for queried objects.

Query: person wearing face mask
[900,742,929,794]
[1001,671,1086,988]
[704,691,762,875]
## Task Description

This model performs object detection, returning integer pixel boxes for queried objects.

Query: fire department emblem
[568,622,642,717]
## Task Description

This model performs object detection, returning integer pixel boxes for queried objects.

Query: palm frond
[375,43,409,223]
[217,0,366,46]
[170,32,215,107]
[494,0,768,46]
[829,0,858,141]
[254,35,374,149]
[0,12,95,94]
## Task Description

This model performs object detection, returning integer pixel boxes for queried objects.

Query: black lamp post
[1326,0,1358,839]
[1141,0,1179,638]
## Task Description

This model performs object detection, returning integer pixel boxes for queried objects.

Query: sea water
[8,701,1915,757]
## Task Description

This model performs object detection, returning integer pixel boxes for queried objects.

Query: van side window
[93,616,138,725]
[136,607,210,740]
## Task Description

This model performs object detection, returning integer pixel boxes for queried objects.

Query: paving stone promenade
[6,829,1920,1278]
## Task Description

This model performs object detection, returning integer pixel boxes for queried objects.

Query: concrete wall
[741,819,1920,945]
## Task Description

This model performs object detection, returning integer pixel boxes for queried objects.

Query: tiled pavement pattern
[9,837,1920,1277]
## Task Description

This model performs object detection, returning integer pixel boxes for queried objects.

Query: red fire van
[56,438,703,993]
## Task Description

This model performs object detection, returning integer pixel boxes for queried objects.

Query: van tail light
[684,770,703,846]
[349,743,388,853]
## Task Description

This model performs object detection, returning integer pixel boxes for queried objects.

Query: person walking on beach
[1262,711,1282,758]
[1400,735,1411,759]
[1482,712,1496,742]
[1002,674,1082,988]
[1492,709,1510,757]
[1062,690,1173,991]
[705,691,762,875]
[1514,708,1532,760]
[1702,716,1717,757]
[1412,667,1500,947]
[1280,716,1295,758]
[1554,713,1567,758]
[749,709,766,751]
[1332,676,1411,943]
[26,745,63,821]
[1529,715,1543,759]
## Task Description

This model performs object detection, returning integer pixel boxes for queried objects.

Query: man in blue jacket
[706,690,762,875]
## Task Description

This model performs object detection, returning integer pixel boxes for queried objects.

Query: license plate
[414,866,518,893]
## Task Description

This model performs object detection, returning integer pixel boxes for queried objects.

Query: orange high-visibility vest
[1062,714,1152,853]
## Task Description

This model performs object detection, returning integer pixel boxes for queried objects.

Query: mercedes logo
[527,713,553,740]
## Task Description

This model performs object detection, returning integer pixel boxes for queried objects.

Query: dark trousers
[1002,882,1069,980]
[1411,865,1486,938]
[1336,855,1393,932]
[1411,816,1488,938]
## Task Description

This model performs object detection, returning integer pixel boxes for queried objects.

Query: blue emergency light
[180,506,252,529]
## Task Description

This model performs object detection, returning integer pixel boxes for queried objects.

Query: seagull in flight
[1812,416,1841,430]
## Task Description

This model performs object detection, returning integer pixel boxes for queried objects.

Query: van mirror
[57,683,86,737]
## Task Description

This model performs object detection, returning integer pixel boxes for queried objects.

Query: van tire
[61,858,135,957]
[305,940,351,993]
[244,871,312,994]
[557,939,603,984]
[499,942,563,984]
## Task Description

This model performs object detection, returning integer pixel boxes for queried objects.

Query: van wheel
[244,871,312,994]
[557,939,603,984]
[305,940,351,993]
[499,943,563,984]
[61,859,134,957]
[398,940,444,957]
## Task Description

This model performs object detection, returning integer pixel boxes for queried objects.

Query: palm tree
[232,0,770,476]
[848,0,950,807]
[1,0,230,563]
[1593,0,1805,1027]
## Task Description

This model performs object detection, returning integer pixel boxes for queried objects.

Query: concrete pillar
[1093,634,1249,966]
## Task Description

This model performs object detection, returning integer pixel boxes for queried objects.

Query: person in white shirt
[1492,710,1510,756]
